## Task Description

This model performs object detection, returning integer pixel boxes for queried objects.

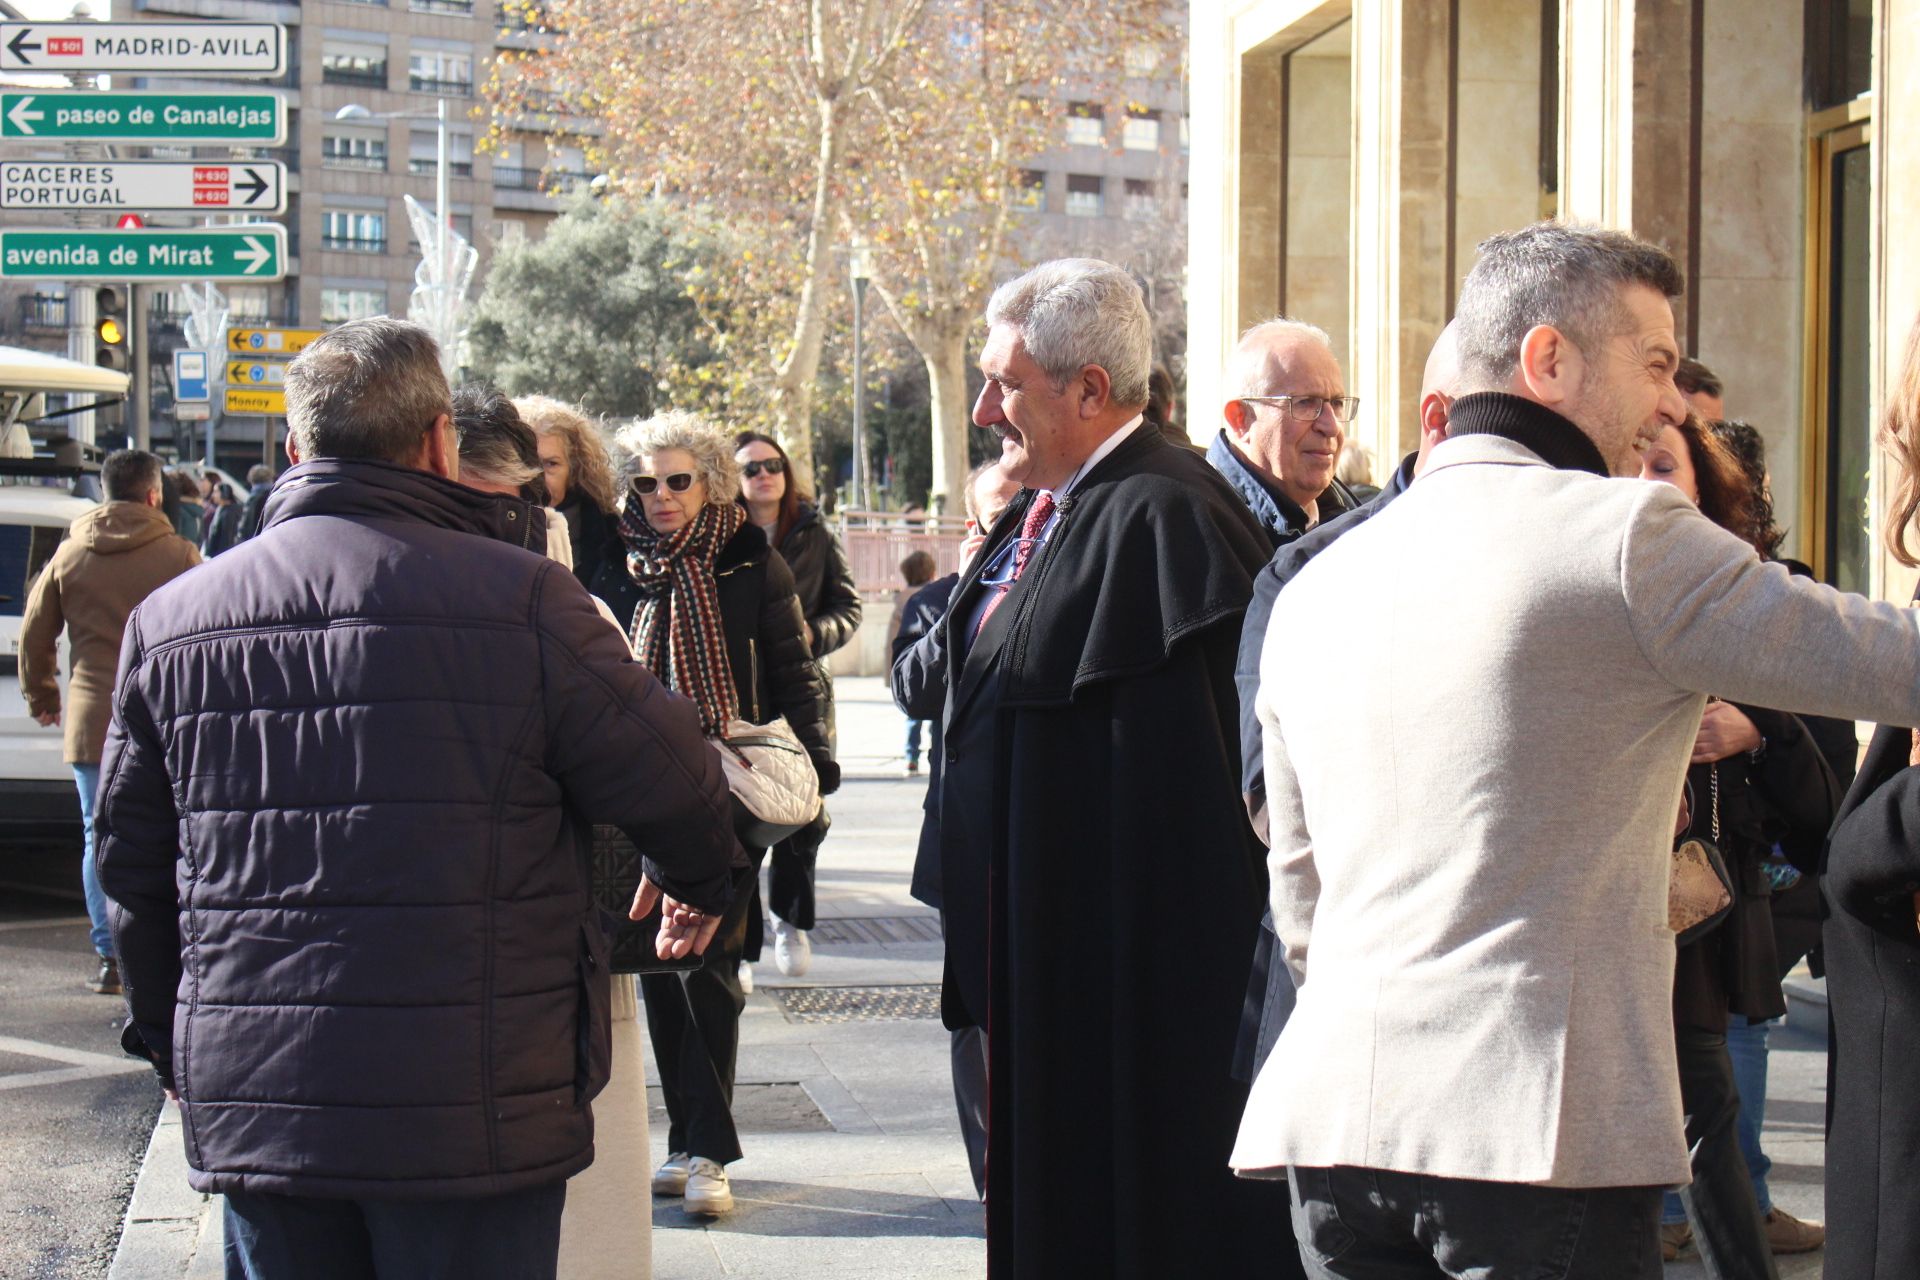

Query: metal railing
[18,294,65,329]
[322,152,388,172]
[321,235,387,253]
[409,75,474,96]
[408,158,474,178]
[839,511,969,595]
[410,0,474,11]
[322,65,389,88]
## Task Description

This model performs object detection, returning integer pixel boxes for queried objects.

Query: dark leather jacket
[774,502,862,658]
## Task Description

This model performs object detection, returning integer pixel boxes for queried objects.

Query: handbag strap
[1709,762,1720,843]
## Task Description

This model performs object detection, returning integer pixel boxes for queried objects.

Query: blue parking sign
[173,350,209,403]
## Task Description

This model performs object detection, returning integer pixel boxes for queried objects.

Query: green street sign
[0,226,286,282]
[0,90,284,144]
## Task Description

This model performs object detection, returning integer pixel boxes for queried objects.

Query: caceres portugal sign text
[0,160,284,214]
[0,92,284,144]
[0,22,285,77]
[0,226,286,282]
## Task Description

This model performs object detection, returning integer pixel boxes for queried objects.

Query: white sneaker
[737,960,754,994]
[772,920,812,977]
[684,1157,734,1215]
[651,1152,692,1196]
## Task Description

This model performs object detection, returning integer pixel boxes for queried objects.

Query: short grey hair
[1224,317,1336,398]
[285,318,452,465]
[985,258,1152,407]
[612,410,741,506]
[452,383,541,491]
[1455,221,1685,390]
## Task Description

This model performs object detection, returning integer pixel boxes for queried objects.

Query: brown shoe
[1763,1207,1825,1254]
[1660,1221,1692,1261]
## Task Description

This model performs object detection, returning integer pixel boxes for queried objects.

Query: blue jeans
[73,764,110,957]
[1726,1014,1774,1213]
[223,1182,566,1279]
[904,717,925,764]
[1288,1166,1662,1279]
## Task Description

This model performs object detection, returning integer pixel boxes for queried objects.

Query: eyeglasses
[741,458,787,480]
[1240,394,1362,424]
[630,472,697,496]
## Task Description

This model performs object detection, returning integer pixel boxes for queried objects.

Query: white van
[0,347,127,839]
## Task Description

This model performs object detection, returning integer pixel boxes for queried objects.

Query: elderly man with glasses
[1209,318,1363,548]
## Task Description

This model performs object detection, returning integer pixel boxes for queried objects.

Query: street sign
[226,360,284,387]
[116,212,143,229]
[0,160,285,214]
[225,387,284,416]
[0,91,285,145]
[0,22,285,77]
[176,402,210,421]
[228,326,324,356]
[0,226,286,282]
[174,350,210,402]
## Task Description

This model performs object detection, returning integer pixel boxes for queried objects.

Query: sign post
[0,160,285,213]
[0,226,286,281]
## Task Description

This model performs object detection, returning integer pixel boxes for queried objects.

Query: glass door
[1804,103,1872,589]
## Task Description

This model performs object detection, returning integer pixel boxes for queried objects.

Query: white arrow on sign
[6,95,39,136]
[0,160,287,214]
[237,236,272,275]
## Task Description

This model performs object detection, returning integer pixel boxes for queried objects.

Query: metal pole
[436,97,450,361]
[852,275,867,510]
[129,283,149,451]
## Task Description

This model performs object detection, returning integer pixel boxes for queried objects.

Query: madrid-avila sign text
[0,22,285,77]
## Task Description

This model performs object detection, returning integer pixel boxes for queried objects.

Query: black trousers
[1288,1166,1661,1279]
[1674,1025,1780,1279]
[222,1183,565,1280]
[640,866,757,1165]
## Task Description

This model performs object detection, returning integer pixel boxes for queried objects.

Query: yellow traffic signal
[95,285,128,372]
[98,316,125,346]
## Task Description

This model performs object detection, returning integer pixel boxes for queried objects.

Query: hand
[629,875,722,959]
[1909,728,1920,768]
[1692,701,1763,763]
[1674,792,1691,839]
[33,710,58,727]
[957,533,987,575]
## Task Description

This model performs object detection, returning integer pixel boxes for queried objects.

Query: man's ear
[419,413,458,481]
[1223,397,1251,439]
[285,436,303,466]
[1514,324,1584,408]
[1076,364,1113,420]
[1418,391,1452,447]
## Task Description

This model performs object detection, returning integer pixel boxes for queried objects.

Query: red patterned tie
[972,490,1056,641]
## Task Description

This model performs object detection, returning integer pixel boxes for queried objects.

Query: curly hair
[1669,413,1757,548]
[1709,420,1785,559]
[514,394,617,515]
[612,410,741,508]
[1883,314,1920,568]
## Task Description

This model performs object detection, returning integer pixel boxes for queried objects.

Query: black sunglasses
[630,472,696,496]
[741,457,787,479]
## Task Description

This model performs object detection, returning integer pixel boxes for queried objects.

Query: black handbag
[1670,764,1736,947]
[589,824,703,975]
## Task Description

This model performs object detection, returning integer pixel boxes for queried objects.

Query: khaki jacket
[1235,433,1920,1188]
[20,500,200,763]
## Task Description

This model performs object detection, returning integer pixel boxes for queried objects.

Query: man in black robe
[923,258,1280,1276]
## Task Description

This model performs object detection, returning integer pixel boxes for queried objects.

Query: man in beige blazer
[1234,221,1920,1279]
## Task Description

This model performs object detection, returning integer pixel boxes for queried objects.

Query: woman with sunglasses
[607,412,838,1218]
[734,432,861,981]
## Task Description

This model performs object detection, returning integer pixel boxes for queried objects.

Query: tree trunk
[923,317,973,516]
[770,95,844,490]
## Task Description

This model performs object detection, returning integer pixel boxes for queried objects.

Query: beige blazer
[1233,434,1920,1188]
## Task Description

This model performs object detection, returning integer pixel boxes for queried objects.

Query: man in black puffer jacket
[96,318,739,1279]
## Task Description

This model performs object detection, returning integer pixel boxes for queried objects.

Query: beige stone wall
[1695,0,1807,553]
[1454,0,1548,280]
[1284,28,1354,371]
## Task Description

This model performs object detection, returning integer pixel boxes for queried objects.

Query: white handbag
[712,717,822,848]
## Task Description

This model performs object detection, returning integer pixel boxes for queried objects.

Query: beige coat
[20,500,200,763]
[1234,434,1920,1188]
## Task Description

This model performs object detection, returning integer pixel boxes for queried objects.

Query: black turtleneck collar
[1444,392,1611,478]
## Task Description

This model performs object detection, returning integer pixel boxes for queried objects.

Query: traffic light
[95,286,128,371]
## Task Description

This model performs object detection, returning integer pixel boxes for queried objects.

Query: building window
[1065,102,1103,148]
[321,42,388,88]
[408,49,473,95]
[322,133,387,171]
[1123,178,1157,220]
[1125,44,1159,78]
[321,288,387,324]
[1012,169,1045,210]
[410,130,475,178]
[1180,115,1190,154]
[1065,174,1102,218]
[323,210,387,252]
[410,0,474,12]
[226,286,273,322]
[1123,108,1161,152]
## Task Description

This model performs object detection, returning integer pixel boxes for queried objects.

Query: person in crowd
[19,449,199,996]
[922,258,1279,1273]
[1679,354,1726,421]
[233,463,274,542]
[518,394,621,590]
[889,458,1022,1201]
[611,411,838,1219]
[1638,415,1835,1269]
[1239,221,1920,1279]
[453,385,565,551]
[887,549,937,774]
[1821,311,1920,1280]
[168,471,205,546]
[200,482,242,557]
[1143,363,1202,452]
[1210,318,1361,547]
[1229,323,1462,1094]
[94,318,737,1280]
[732,431,860,979]
[156,468,183,536]
[1335,439,1380,502]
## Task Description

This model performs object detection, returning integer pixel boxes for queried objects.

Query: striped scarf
[620,497,746,736]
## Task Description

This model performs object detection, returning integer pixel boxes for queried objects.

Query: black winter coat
[200,502,241,557]
[889,572,957,909]
[594,521,838,794]
[1671,704,1837,1030]
[772,502,861,659]
[557,492,618,593]
[96,459,739,1200]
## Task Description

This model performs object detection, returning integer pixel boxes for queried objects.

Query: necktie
[973,490,1056,641]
